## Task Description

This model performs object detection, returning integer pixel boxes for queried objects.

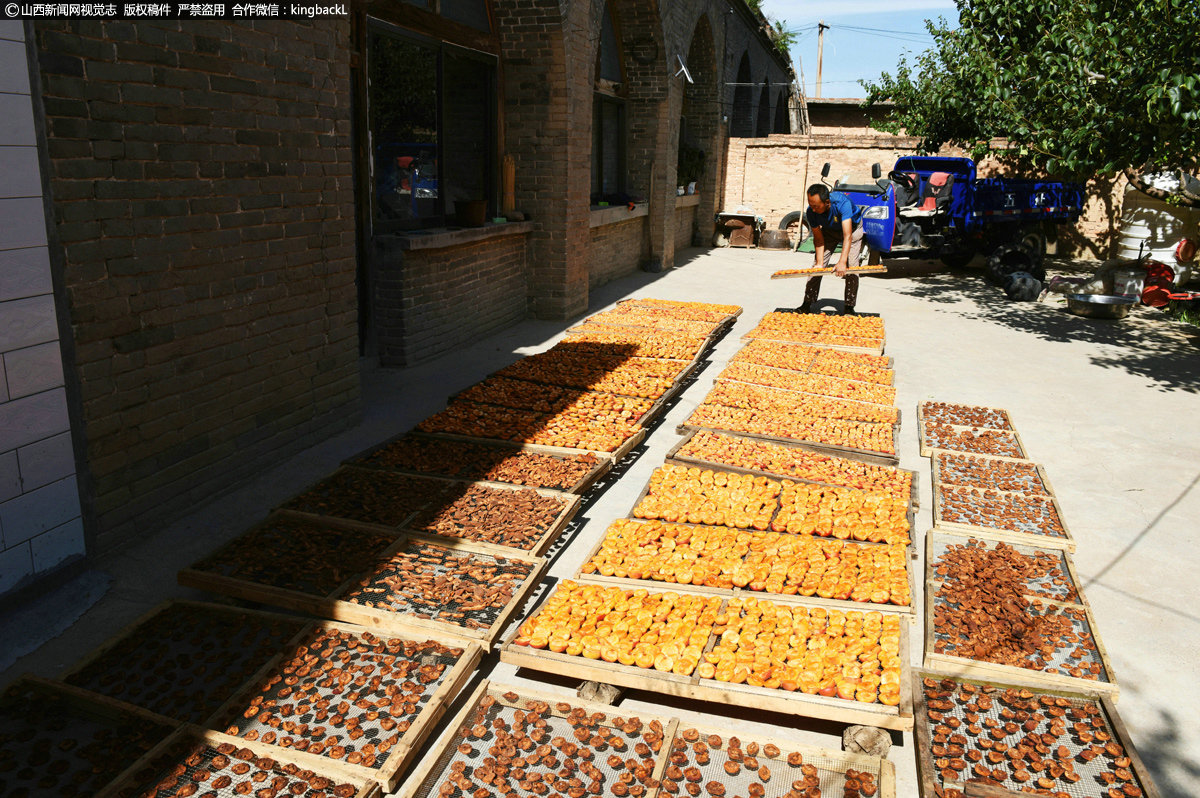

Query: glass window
[592,95,625,197]
[441,0,491,32]
[369,25,496,230]
[598,4,621,83]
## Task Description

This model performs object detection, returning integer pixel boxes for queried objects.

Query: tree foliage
[861,0,1200,202]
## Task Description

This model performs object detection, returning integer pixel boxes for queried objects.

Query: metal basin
[1066,293,1136,320]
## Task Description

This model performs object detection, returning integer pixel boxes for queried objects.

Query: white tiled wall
[0,22,86,597]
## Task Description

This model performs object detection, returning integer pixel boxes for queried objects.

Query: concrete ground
[3,246,1198,797]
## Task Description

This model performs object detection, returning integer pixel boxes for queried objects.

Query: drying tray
[732,348,895,380]
[571,523,917,618]
[278,465,453,533]
[0,676,180,798]
[98,726,382,798]
[714,369,897,410]
[625,466,916,550]
[417,427,648,463]
[399,680,897,798]
[346,431,614,496]
[179,524,546,646]
[739,331,885,357]
[665,428,919,511]
[912,669,1159,798]
[931,451,1055,498]
[616,297,743,322]
[926,530,1087,607]
[703,381,902,426]
[205,619,482,792]
[932,485,1075,553]
[772,266,890,277]
[563,327,716,365]
[917,417,1030,461]
[923,582,1118,700]
[499,585,914,731]
[676,420,898,468]
[59,600,310,725]
[917,402,1015,432]
[445,383,666,430]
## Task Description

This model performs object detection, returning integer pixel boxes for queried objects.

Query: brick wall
[588,217,648,290]
[724,133,1119,258]
[675,202,697,250]
[33,19,362,552]
[372,233,528,366]
[0,20,88,597]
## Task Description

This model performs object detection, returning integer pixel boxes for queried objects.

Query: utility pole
[815,21,828,98]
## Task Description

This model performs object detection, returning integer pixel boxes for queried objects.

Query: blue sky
[761,0,960,98]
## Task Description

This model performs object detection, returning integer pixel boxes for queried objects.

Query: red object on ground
[1141,261,1176,307]
[1175,237,1197,263]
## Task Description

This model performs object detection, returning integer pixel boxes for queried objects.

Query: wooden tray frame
[616,297,744,321]
[396,679,678,798]
[771,267,889,278]
[664,428,920,510]
[931,484,1075,553]
[911,668,1159,798]
[58,600,314,723]
[346,431,614,496]
[399,476,584,557]
[564,326,715,364]
[733,348,895,375]
[446,384,664,429]
[922,580,1119,700]
[416,426,647,462]
[204,618,482,793]
[739,332,885,357]
[277,464,450,533]
[715,372,897,410]
[930,450,1056,498]
[925,530,1088,608]
[179,529,547,646]
[3,676,185,798]
[96,725,383,798]
[573,311,736,342]
[676,422,899,467]
[624,467,916,551]
[498,587,914,731]
[917,405,1030,461]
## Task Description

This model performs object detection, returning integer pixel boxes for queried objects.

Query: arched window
[756,79,772,137]
[731,52,753,137]
[774,89,790,133]
[592,1,627,198]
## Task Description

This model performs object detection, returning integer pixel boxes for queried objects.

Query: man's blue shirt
[805,192,863,239]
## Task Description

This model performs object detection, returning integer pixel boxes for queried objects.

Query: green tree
[861,0,1200,205]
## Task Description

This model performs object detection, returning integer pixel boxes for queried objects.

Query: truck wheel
[778,211,811,246]
[986,242,1042,284]
[1020,228,1047,262]
[940,251,976,269]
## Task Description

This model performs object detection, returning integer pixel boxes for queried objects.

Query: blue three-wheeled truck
[785,156,1086,283]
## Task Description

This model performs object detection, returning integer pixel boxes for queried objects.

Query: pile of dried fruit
[514,581,719,675]
[580,519,910,605]
[340,541,535,630]
[417,402,545,442]
[921,402,1012,430]
[63,604,306,724]
[743,313,886,350]
[219,628,464,765]
[563,328,706,361]
[935,453,1050,496]
[524,407,644,453]
[702,598,903,705]
[931,538,1079,604]
[458,377,578,414]
[498,352,683,399]
[772,483,910,545]
[703,382,899,425]
[938,487,1066,539]
[283,469,448,529]
[631,464,782,529]
[732,342,894,385]
[625,298,741,316]
[685,404,895,456]
[587,309,724,336]
[410,483,569,551]
[193,515,399,595]
[920,676,1144,796]
[923,425,1024,458]
[719,362,897,406]
[675,431,912,501]
[359,435,602,491]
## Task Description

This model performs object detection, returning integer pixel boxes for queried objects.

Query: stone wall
[675,201,698,250]
[32,19,362,552]
[373,232,529,366]
[0,20,88,597]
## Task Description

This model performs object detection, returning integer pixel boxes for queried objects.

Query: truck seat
[894,173,921,208]
[916,172,954,211]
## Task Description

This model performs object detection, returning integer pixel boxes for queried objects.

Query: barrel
[1116,186,1200,270]
[758,229,791,251]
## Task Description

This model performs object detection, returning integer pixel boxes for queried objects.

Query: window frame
[592,1,628,200]
[366,17,499,233]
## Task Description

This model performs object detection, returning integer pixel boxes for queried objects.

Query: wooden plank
[922,582,1119,699]
[664,428,920,510]
[912,668,1160,798]
[931,484,1075,553]
[771,266,889,277]
[676,423,899,467]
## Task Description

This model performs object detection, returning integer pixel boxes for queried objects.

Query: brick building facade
[1,7,797,598]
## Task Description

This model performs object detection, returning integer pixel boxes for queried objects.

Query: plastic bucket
[1117,186,1200,265]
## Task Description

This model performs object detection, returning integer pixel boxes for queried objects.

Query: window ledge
[675,193,700,208]
[389,221,535,251]
[589,202,648,228]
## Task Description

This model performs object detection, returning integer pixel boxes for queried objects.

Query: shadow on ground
[887,267,1200,392]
